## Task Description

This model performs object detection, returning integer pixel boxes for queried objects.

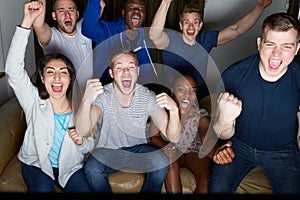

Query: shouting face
[52,0,79,36]
[122,0,146,31]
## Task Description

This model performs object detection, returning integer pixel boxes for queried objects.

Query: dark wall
[34,0,204,63]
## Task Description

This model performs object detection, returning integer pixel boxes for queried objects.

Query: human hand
[163,143,177,158]
[22,1,44,28]
[82,79,104,105]
[213,141,235,165]
[100,0,105,9]
[216,92,242,124]
[256,0,272,8]
[156,92,178,112]
[68,128,83,145]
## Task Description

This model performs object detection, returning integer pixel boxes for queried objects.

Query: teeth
[52,84,62,87]
[269,59,281,68]
[182,99,190,104]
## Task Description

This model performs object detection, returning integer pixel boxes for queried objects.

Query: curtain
[35,0,205,64]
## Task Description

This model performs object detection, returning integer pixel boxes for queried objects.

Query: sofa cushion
[109,170,145,193]
[235,167,272,194]
[0,97,26,174]
[0,155,27,192]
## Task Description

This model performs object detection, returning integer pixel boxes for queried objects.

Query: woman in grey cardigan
[5,1,93,192]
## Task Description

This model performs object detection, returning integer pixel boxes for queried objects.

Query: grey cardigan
[5,26,94,187]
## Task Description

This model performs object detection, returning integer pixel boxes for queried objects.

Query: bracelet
[18,25,31,30]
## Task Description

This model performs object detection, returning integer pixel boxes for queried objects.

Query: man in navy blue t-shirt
[210,12,300,194]
[149,0,272,100]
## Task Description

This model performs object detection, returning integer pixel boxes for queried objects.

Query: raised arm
[31,0,52,47]
[151,93,181,143]
[149,0,173,49]
[213,92,242,139]
[217,0,272,46]
[75,79,103,137]
[82,0,105,42]
[21,0,43,29]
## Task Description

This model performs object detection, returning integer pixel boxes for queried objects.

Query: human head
[179,3,203,45]
[257,12,300,82]
[109,49,140,96]
[173,75,198,115]
[122,0,146,31]
[52,0,79,36]
[33,53,76,103]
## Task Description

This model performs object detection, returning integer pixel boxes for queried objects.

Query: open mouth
[64,20,72,28]
[180,99,190,109]
[268,59,282,71]
[131,16,140,27]
[187,30,195,36]
[52,83,63,93]
[122,80,132,88]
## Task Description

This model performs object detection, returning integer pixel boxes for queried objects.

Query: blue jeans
[22,163,92,192]
[209,138,300,194]
[84,144,169,193]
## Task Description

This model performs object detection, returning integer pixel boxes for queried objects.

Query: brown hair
[53,0,78,11]
[180,3,202,22]
[109,49,139,69]
[262,12,300,42]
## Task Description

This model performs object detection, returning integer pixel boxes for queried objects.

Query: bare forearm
[75,102,98,137]
[33,22,52,47]
[235,5,265,35]
[218,5,265,45]
[213,118,235,139]
[149,0,172,48]
[165,109,181,142]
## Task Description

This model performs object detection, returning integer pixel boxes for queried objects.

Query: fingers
[163,144,177,158]
[68,128,83,145]
[156,92,177,111]
[213,141,235,165]
[83,79,104,103]
[25,1,42,11]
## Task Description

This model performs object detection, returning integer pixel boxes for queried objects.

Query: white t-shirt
[40,19,93,89]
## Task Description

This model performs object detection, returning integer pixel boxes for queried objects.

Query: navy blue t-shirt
[161,30,219,88]
[220,54,300,149]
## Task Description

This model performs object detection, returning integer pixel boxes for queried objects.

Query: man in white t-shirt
[75,49,182,192]
[29,0,97,90]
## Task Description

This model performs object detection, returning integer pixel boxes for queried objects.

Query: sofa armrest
[0,97,26,174]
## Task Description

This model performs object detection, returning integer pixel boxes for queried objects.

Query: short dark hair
[180,3,202,22]
[32,53,76,103]
[262,12,300,42]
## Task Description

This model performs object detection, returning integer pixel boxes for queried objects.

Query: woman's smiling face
[173,76,197,115]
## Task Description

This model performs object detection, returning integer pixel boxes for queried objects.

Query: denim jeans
[22,163,92,192]
[84,144,169,193]
[209,138,300,194]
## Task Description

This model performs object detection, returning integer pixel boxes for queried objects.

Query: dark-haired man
[82,0,156,85]
[31,0,93,89]
[211,12,300,194]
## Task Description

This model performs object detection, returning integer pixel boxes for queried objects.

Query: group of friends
[4,0,300,194]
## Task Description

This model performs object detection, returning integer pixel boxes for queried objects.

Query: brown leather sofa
[0,97,272,194]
